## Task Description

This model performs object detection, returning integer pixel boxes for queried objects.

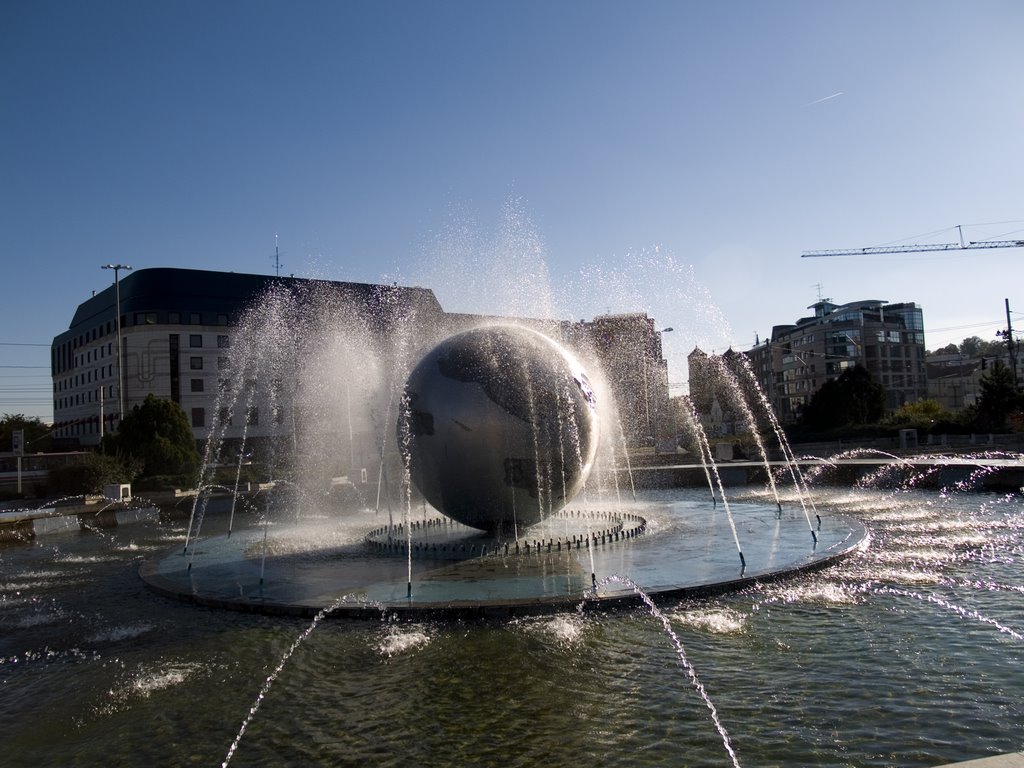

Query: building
[926,346,1024,412]
[52,268,671,452]
[686,347,747,437]
[926,355,983,410]
[51,268,445,447]
[577,313,672,449]
[738,299,928,423]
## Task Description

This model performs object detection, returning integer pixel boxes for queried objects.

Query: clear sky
[2,0,1022,422]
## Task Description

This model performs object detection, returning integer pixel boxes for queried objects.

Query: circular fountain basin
[139,500,867,619]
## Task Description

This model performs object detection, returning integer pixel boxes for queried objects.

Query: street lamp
[102,264,132,423]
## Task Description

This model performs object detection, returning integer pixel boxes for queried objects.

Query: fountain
[401,325,599,532]
[130,279,866,619]
[3,222,1023,765]
[3,451,1022,766]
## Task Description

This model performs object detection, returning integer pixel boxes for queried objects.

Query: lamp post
[101,264,132,424]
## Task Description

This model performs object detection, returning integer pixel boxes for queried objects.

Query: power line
[926,321,1001,333]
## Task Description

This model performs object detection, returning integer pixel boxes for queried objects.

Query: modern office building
[52,268,672,451]
[51,269,447,448]
[735,298,928,422]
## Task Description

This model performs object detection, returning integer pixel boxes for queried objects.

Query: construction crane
[802,224,1024,258]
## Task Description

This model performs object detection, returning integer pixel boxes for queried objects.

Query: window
[219,407,232,426]
[168,312,181,324]
[247,407,259,426]
[190,312,202,325]
[191,408,205,427]
[217,335,230,348]
[217,314,229,326]
[190,378,204,393]
[217,356,229,370]
[189,334,203,348]
[190,356,203,370]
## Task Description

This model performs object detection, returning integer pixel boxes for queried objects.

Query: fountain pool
[3,479,1023,767]
[139,497,863,618]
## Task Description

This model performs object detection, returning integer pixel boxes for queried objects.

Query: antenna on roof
[813,282,825,301]
[272,234,283,277]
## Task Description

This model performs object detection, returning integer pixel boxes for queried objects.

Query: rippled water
[2,486,1022,767]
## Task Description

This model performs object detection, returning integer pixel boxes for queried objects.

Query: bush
[47,453,142,496]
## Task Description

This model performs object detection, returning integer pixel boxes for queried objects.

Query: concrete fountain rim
[138,500,870,621]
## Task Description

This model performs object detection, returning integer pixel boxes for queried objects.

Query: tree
[1,414,52,453]
[801,366,886,430]
[883,398,953,429]
[104,395,200,478]
[927,337,1004,358]
[975,361,1023,432]
[48,452,143,496]
[959,336,986,357]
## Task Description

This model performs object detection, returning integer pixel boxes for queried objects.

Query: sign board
[12,429,24,457]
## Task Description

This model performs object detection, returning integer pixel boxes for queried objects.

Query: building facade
[739,299,928,422]
[52,268,671,452]
[578,313,672,449]
[51,269,446,447]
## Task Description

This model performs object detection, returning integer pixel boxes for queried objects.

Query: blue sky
[2,0,1022,422]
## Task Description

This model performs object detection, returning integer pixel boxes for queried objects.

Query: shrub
[47,453,142,496]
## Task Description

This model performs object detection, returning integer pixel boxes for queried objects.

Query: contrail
[807,91,844,106]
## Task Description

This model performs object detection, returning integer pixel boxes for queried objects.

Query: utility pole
[102,264,133,422]
[997,298,1018,387]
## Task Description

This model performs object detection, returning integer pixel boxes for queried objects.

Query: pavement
[939,753,1024,768]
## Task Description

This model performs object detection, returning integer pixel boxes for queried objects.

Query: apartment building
[740,299,928,422]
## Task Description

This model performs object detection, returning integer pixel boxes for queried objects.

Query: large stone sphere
[401,325,599,532]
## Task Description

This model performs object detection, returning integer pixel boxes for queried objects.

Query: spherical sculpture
[400,326,599,533]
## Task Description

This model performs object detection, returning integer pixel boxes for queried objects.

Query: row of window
[190,406,285,428]
[54,384,117,411]
[187,334,231,349]
[56,363,115,394]
[55,329,231,377]
[134,312,231,327]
